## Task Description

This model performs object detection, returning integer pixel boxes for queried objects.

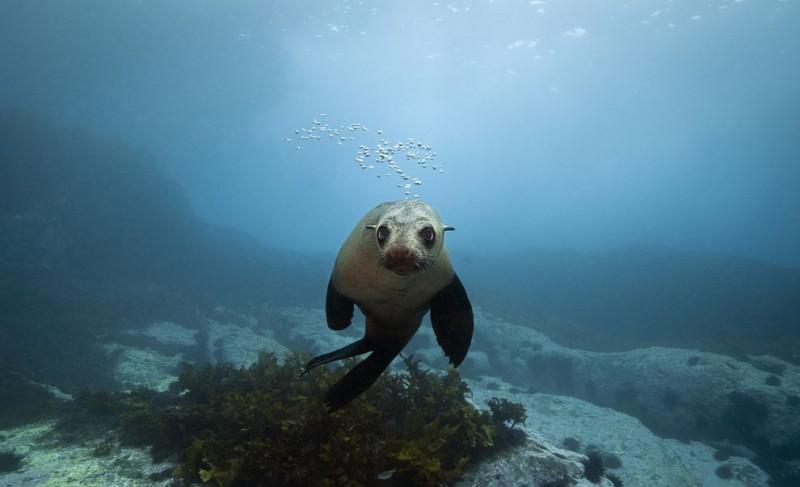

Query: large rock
[457,433,613,487]
[103,343,183,392]
[126,320,199,347]
[467,375,768,487]
[269,305,363,354]
[107,318,290,390]
[469,309,799,483]
[204,319,289,367]
[0,421,174,487]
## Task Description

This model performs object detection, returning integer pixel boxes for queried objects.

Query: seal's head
[366,200,454,274]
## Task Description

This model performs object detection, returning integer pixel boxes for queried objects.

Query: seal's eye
[376,225,390,244]
[420,227,435,244]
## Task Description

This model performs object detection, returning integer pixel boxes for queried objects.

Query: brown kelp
[59,352,526,486]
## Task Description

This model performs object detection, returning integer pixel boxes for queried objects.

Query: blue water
[1,1,799,486]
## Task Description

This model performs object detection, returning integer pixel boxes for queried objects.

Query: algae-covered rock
[458,435,614,487]
[107,317,290,392]
[204,319,289,366]
[103,343,183,392]
[126,321,199,348]
[465,309,799,484]
[467,375,769,487]
[110,353,527,486]
[0,421,175,487]
[253,304,788,484]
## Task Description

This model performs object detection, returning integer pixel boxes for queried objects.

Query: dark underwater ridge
[2,1,799,485]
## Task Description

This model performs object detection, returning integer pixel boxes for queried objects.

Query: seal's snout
[383,246,418,272]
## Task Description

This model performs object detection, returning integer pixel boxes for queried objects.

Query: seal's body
[332,201,456,346]
[304,200,474,411]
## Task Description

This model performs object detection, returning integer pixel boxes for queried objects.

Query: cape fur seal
[304,199,474,411]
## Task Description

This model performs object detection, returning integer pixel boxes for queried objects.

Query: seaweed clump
[116,352,526,486]
[582,450,605,483]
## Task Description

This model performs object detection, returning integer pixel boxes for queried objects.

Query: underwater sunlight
[1,1,799,486]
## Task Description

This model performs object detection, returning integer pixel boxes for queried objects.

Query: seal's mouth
[382,246,422,274]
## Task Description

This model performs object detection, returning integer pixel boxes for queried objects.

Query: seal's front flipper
[430,273,474,367]
[326,278,354,330]
[302,339,372,375]
[324,346,401,412]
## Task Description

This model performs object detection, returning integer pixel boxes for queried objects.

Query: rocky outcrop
[467,375,768,487]
[456,310,799,480]
[457,433,613,487]
[105,317,290,391]
[267,305,772,485]
[1,305,773,486]
[204,319,289,367]
[1,315,625,487]
[0,421,174,486]
[267,304,800,456]
[0,413,616,487]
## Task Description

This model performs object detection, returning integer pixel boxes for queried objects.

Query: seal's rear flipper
[302,339,372,375]
[326,278,354,330]
[324,347,401,412]
[430,273,474,367]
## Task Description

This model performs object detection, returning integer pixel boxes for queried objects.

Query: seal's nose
[384,246,417,272]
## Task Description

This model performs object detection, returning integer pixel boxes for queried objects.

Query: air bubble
[288,116,448,198]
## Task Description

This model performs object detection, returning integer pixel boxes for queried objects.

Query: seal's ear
[443,225,455,232]
[365,224,377,230]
